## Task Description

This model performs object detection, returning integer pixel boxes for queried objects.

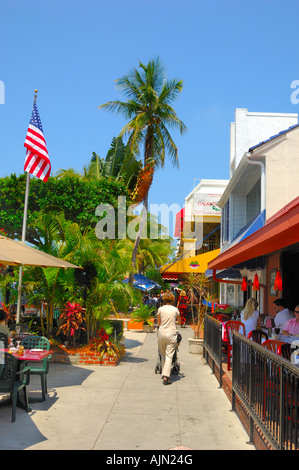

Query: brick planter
[51,347,121,366]
[68,350,120,366]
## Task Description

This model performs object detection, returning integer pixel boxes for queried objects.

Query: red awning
[161,273,179,281]
[208,196,299,271]
[174,207,184,237]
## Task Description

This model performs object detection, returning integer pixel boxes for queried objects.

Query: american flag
[24,103,51,182]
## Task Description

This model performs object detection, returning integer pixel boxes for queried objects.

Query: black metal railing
[232,331,299,450]
[204,314,299,450]
[203,314,223,387]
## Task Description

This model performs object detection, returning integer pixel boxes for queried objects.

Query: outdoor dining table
[275,334,299,344]
[6,348,53,362]
[0,348,53,408]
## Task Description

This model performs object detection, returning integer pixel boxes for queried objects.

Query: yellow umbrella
[0,235,79,269]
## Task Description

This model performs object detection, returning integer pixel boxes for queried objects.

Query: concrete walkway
[0,325,255,450]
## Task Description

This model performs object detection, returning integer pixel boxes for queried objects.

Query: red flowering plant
[57,301,86,346]
[1,302,16,324]
[89,327,125,361]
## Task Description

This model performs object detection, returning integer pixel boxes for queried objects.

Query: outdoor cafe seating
[247,329,268,344]
[20,336,52,401]
[1,335,53,421]
[224,320,246,371]
[0,352,31,422]
[262,339,286,354]
[278,342,292,361]
[213,313,230,322]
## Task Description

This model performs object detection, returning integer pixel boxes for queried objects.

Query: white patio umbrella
[0,235,79,268]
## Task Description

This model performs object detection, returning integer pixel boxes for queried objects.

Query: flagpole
[16,89,38,324]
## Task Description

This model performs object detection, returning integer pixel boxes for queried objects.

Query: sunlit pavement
[0,325,254,450]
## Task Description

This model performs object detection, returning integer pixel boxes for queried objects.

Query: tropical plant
[137,237,173,274]
[22,212,101,336]
[57,301,86,346]
[89,328,125,361]
[181,273,210,339]
[86,138,143,191]
[99,57,187,281]
[0,267,17,308]
[131,303,156,325]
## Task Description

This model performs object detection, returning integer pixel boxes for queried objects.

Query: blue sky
[1,0,299,235]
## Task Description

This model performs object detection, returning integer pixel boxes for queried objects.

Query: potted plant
[130,304,156,332]
[182,273,216,353]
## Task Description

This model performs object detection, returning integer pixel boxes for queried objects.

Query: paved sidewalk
[0,325,255,450]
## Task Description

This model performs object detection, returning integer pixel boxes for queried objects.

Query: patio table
[0,348,53,409]
[6,349,53,362]
[276,334,299,343]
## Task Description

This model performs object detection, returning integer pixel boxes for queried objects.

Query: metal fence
[203,314,223,387]
[203,313,299,450]
[232,331,299,450]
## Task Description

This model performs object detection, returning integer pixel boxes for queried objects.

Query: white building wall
[184,179,228,222]
[264,129,299,219]
[232,193,246,241]
[230,108,298,177]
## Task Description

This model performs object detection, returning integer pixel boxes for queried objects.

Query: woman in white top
[157,291,181,385]
[240,298,261,337]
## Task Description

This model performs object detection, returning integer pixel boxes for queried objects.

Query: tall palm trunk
[129,130,152,284]
[129,192,148,284]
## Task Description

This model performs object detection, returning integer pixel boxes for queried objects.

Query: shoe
[163,377,172,385]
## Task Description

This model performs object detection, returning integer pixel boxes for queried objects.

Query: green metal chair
[20,336,51,401]
[0,332,8,376]
[0,352,31,422]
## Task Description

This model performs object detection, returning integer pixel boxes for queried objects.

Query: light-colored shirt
[240,309,260,336]
[0,322,9,336]
[157,305,180,332]
[274,308,294,332]
[283,318,299,336]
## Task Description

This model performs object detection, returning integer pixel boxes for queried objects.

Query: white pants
[158,330,177,378]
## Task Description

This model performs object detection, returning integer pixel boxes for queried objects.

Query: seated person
[282,305,299,336]
[240,298,261,336]
[273,298,294,333]
[0,308,9,336]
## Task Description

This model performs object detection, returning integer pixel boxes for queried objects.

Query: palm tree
[85,138,143,192]
[181,273,210,338]
[137,238,173,274]
[99,57,187,282]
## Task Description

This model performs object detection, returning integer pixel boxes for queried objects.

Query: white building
[230,108,298,176]
[178,179,228,258]
[215,108,299,309]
